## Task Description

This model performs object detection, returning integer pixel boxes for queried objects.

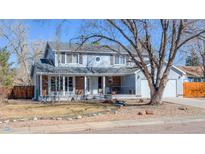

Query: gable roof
[178,66,204,77]
[46,41,146,56]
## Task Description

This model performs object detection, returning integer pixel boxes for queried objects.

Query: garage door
[141,79,177,98]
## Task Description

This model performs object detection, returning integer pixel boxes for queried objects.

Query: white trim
[103,76,106,94]
[73,76,76,94]
[48,76,51,95]
[63,76,65,96]
[36,72,135,76]
[52,49,130,55]
[84,76,87,95]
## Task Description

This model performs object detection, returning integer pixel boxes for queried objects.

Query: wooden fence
[183,82,205,97]
[0,86,34,99]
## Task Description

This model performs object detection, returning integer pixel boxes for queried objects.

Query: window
[73,54,78,63]
[115,55,120,64]
[96,56,101,62]
[66,54,72,63]
[60,76,63,91]
[51,77,56,91]
[56,76,63,91]
[61,53,65,64]
[65,77,68,91]
[98,77,102,89]
[65,53,82,64]
[68,77,73,91]
[110,55,114,65]
[115,55,125,64]
[120,56,125,64]
[79,54,83,64]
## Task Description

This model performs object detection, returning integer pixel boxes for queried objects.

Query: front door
[90,77,98,94]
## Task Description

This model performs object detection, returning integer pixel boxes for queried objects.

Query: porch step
[112,94,137,99]
[85,94,112,100]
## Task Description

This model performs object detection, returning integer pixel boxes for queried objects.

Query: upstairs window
[61,52,65,64]
[59,53,83,64]
[79,54,83,64]
[66,54,72,63]
[114,55,125,65]
[115,55,120,64]
[110,55,114,65]
[72,54,79,63]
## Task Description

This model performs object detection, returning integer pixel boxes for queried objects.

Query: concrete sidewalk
[163,98,205,109]
[1,116,205,134]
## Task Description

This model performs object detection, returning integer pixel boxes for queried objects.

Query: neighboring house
[178,66,205,82]
[31,42,186,101]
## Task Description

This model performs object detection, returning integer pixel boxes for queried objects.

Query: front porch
[34,74,137,101]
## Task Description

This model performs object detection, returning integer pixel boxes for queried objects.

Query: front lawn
[0,101,116,120]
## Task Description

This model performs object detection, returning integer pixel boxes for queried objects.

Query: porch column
[55,76,57,93]
[63,76,65,96]
[73,76,76,94]
[58,76,60,95]
[34,74,38,99]
[48,76,51,96]
[84,76,87,95]
[103,76,106,94]
[39,74,42,97]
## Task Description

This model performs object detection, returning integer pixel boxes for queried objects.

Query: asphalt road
[71,121,205,134]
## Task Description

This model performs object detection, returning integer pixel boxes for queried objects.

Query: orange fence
[0,86,34,99]
[183,82,205,97]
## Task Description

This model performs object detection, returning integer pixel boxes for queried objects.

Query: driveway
[163,97,205,109]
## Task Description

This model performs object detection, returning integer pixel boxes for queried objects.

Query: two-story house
[31,42,186,101]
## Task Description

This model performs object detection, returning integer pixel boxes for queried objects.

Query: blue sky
[0,19,84,64]
[0,19,186,65]
[24,19,82,42]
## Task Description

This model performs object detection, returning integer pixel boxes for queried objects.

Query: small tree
[77,19,205,105]
[185,49,200,66]
[0,48,15,87]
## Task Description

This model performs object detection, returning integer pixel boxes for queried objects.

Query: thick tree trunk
[149,85,165,105]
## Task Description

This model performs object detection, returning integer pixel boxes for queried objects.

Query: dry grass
[0,101,116,119]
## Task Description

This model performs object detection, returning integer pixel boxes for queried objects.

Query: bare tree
[0,21,31,85]
[191,39,205,78]
[77,19,205,105]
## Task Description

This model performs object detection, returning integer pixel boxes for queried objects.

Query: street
[72,121,205,134]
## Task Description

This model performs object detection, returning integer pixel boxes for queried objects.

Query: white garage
[135,64,186,98]
[141,79,177,98]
